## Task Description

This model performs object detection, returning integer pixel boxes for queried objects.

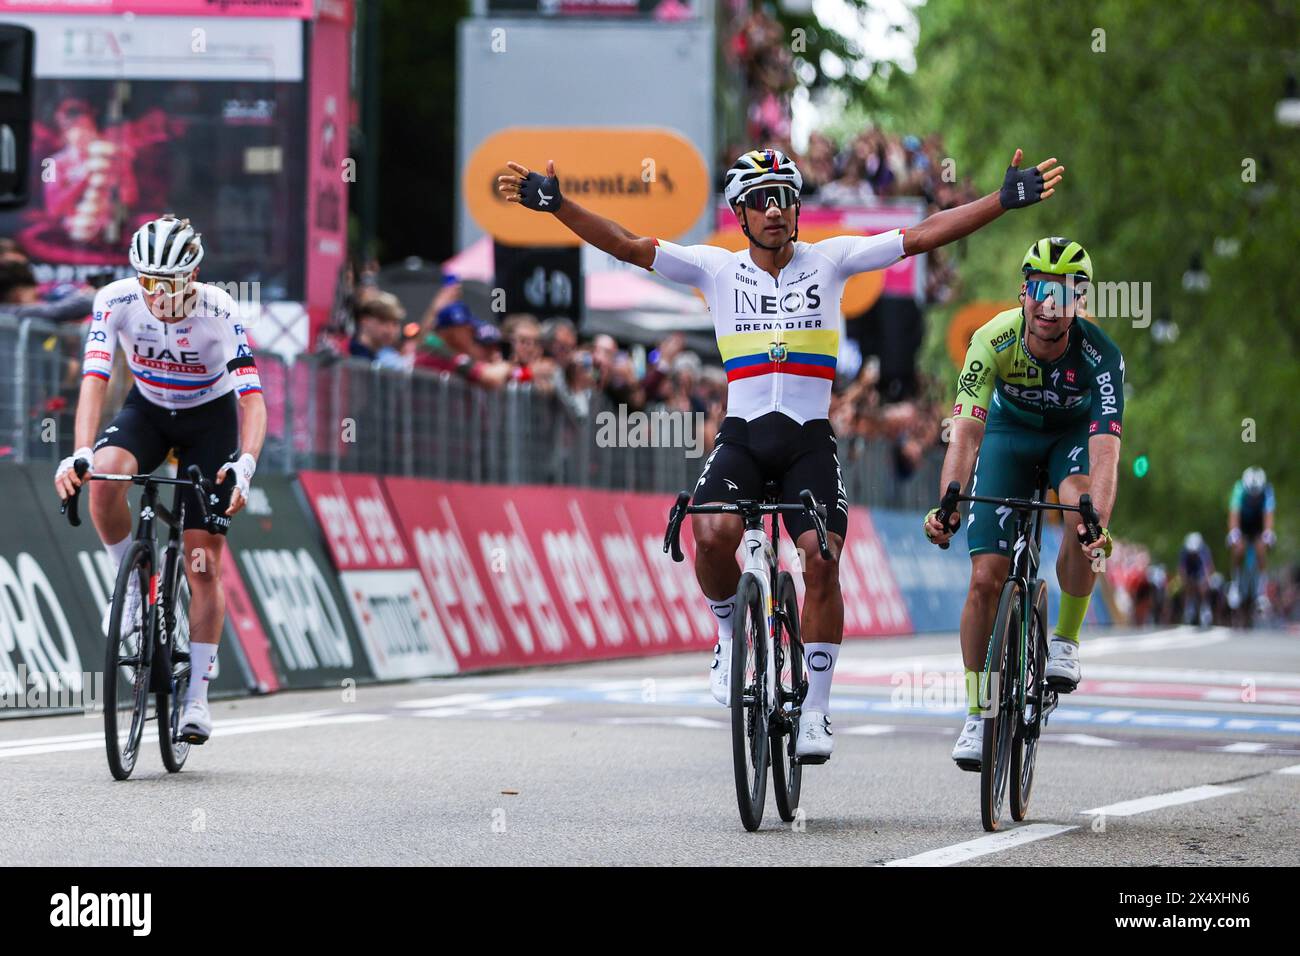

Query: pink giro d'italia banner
[376,478,912,674]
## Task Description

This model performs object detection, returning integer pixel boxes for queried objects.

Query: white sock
[708,594,735,645]
[803,642,840,714]
[104,534,132,570]
[187,643,219,705]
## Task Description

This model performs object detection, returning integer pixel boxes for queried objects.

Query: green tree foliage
[897,0,1299,564]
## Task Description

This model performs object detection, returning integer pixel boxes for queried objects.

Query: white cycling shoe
[952,714,983,771]
[178,699,212,745]
[102,574,143,641]
[1045,636,1081,692]
[796,710,833,763]
[709,641,731,706]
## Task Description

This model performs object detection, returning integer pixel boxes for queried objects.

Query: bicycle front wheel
[1011,580,1048,821]
[980,579,1021,832]
[104,542,152,781]
[731,572,769,832]
[771,571,803,823]
[159,568,192,773]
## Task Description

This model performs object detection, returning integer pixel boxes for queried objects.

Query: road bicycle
[665,482,831,831]
[934,471,1104,831]
[63,463,220,780]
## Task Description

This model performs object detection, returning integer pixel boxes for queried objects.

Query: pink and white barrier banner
[306,477,916,675]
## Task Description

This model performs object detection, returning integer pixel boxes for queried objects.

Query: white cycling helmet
[723,148,803,207]
[1242,467,1266,492]
[129,214,204,276]
[1184,532,1203,551]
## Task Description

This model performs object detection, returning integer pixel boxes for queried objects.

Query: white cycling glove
[226,452,257,499]
[56,446,95,482]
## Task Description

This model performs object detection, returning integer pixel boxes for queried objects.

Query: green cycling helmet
[1021,236,1093,282]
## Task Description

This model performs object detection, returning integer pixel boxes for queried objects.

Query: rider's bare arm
[235,391,268,462]
[938,418,984,507]
[498,159,656,269]
[902,149,1063,257]
[1086,434,1120,526]
[555,201,657,270]
[73,374,108,454]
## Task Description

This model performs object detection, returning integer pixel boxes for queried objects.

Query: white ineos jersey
[83,278,262,410]
[650,231,906,424]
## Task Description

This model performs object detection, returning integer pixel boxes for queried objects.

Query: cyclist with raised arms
[924,237,1123,770]
[53,215,267,746]
[500,146,1063,762]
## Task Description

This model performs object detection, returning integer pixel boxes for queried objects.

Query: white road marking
[1052,733,1123,747]
[0,710,389,758]
[472,696,559,711]
[394,694,492,709]
[604,716,728,730]
[1274,764,1300,775]
[1213,742,1271,753]
[884,824,1077,867]
[840,724,895,736]
[1080,784,1243,817]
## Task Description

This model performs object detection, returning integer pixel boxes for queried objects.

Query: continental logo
[465,127,709,247]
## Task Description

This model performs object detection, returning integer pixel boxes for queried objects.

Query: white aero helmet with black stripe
[129,214,205,276]
[723,148,803,206]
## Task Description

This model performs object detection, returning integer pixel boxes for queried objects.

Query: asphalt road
[2,625,1297,866]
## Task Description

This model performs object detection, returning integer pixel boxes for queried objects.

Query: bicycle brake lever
[663,490,690,562]
[934,480,961,551]
[61,459,90,527]
[799,489,832,560]
[1076,494,1103,547]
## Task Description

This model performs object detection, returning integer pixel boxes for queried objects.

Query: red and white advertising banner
[382,478,911,674]
[296,472,458,680]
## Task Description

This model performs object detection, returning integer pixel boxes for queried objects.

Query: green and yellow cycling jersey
[951,308,1126,436]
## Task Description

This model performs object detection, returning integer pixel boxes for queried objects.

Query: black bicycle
[934,471,1104,831]
[62,463,221,780]
[665,482,831,831]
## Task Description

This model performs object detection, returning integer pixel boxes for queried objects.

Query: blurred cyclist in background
[499,144,1063,762]
[1227,466,1275,621]
[1178,531,1215,627]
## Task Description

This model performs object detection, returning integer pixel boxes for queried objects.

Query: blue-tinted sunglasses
[1025,278,1086,303]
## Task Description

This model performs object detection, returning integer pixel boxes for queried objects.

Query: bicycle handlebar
[932,480,1106,551]
[60,463,222,529]
[662,488,833,563]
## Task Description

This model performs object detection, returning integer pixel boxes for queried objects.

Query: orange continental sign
[947,302,1015,368]
[465,127,710,247]
[702,225,887,318]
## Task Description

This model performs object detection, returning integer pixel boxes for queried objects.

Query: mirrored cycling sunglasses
[1025,278,1086,303]
[137,273,192,295]
[740,184,799,211]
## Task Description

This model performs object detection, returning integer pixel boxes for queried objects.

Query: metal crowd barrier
[0,312,942,507]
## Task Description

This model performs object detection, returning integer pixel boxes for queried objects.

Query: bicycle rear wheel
[104,542,152,781]
[771,571,804,823]
[981,580,1020,832]
[731,572,769,832]
[159,569,192,773]
[1011,581,1048,821]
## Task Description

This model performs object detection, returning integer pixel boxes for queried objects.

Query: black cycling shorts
[94,387,240,534]
[692,413,848,543]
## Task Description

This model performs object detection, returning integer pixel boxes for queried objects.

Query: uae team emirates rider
[498,146,1062,761]
[53,215,267,745]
